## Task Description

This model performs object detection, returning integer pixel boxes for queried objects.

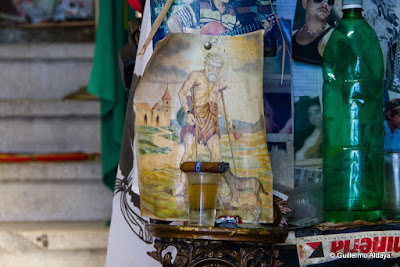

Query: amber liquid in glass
[188,183,218,211]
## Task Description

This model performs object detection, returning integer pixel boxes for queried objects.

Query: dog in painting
[221,169,269,206]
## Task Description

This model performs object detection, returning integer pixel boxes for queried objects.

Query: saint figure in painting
[172,52,233,196]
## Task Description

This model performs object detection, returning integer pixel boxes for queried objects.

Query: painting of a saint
[133,31,273,223]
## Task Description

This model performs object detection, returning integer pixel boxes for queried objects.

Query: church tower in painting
[161,84,172,125]
[135,84,171,127]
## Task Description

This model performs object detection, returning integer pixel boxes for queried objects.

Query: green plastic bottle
[322,0,384,222]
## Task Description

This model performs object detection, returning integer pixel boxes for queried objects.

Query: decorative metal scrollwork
[148,239,276,267]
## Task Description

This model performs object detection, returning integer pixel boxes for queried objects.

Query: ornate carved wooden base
[146,225,287,267]
[148,239,276,267]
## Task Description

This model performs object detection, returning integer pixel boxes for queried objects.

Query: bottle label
[195,161,203,172]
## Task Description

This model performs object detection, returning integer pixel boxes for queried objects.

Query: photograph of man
[166,0,240,35]
[292,0,340,65]
[384,98,400,152]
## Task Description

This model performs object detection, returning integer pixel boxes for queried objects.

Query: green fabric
[88,0,132,191]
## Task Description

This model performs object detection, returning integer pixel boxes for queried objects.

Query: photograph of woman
[384,98,400,152]
[294,96,322,160]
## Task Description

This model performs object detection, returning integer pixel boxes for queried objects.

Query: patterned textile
[180,101,221,145]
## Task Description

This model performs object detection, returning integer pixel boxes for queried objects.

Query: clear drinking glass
[187,172,221,226]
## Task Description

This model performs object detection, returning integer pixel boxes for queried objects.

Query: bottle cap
[342,0,363,9]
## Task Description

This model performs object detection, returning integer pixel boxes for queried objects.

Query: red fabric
[128,0,141,13]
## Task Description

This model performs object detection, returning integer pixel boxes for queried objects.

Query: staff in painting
[219,86,237,175]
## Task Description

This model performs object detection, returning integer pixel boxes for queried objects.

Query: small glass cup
[187,172,221,226]
[287,182,324,227]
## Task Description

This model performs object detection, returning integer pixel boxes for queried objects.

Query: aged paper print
[134,31,273,222]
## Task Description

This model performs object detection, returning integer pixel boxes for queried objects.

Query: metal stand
[146,224,287,267]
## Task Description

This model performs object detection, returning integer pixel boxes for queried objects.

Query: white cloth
[134,0,153,77]
[105,179,158,266]
[106,1,159,265]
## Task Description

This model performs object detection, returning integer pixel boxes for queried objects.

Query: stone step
[0,43,94,99]
[0,99,99,117]
[0,180,113,222]
[0,160,113,221]
[0,99,100,153]
[0,221,108,267]
[0,160,102,182]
